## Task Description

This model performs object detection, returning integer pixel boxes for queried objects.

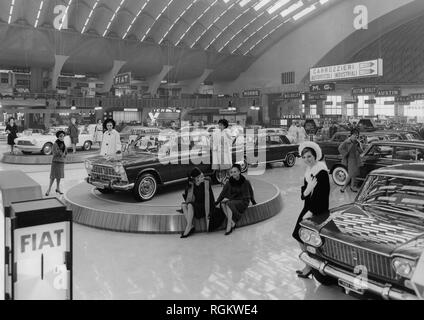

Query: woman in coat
[5,117,18,154]
[68,117,79,154]
[101,119,122,159]
[46,130,68,196]
[292,142,330,278]
[215,164,256,235]
[180,167,216,238]
[94,119,104,146]
[338,128,363,193]
[212,119,233,183]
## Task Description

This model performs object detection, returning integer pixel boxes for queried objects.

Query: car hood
[88,152,157,166]
[304,204,424,256]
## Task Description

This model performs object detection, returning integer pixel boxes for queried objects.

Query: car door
[360,144,394,180]
[265,135,282,162]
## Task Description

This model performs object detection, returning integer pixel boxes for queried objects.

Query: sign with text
[352,87,377,96]
[364,99,376,104]
[306,93,327,101]
[395,96,411,104]
[310,59,383,82]
[409,93,424,101]
[113,72,131,86]
[283,92,302,100]
[309,83,335,92]
[242,90,260,97]
[10,198,72,300]
[376,89,401,97]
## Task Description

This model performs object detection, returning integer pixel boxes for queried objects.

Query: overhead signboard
[409,93,424,101]
[309,83,335,92]
[325,101,334,106]
[395,96,411,104]
[310,59,383,82]
[365,99,376,104]
[113,72,131,86]
[242,90,260,97]
[306,93,327,101]
[283,92,302,100]
[384,101,395,105]
[376,88,401,97]
[352,87,377,96]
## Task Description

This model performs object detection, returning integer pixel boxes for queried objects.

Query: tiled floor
[0,143,359,300]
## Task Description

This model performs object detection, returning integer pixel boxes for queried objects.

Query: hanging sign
[309,83,336,92]
[376,89,401,97]
[310,59,383,82]
[113,72,131,86]
[395,96,411,104]
[409,93,424,101]
[352,87,377,96]
[283,92,302,100]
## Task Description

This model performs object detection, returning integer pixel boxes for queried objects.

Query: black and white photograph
[0,0,423,309]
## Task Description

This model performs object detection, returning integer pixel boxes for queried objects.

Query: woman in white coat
[212,119,233,183]
[101,119,122,159]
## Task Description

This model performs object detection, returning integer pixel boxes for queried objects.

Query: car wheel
[332,166,348,186]
[83,141,92,151]
[42,143,53,155]
[97,188,114,194]
[134,173,158,201]
[284,153,297,167]
[311,269,337,286]
[21,151,32,155]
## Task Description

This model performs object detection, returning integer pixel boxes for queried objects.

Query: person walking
[180,168,215,238]
[339,128,363,193]
[68,117,79,154]
[293,142,330,278]
[215,164,256,235]
[101,119,122,159]
[46,130,67,196]
[94,119,104,147]
[5,117,18,154]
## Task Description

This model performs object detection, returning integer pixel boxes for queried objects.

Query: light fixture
[81,0,100,33]
[58,0,73,30]
[280,0,303,18]
[239,0,253,7]
[103,0,126,37]
[8,0,15,24]
[267,0,290,14]
[141,0,174,42]
[254,0,271,11]
[293,4,316,20]
[71,106,77,110]
[123,0,150,39]
[34,1,44,28]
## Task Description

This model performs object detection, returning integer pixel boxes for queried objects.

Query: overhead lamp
[281,1,303,18]
[239,0,253,7]
[254,0,271,11]
[293,4,316,20]
[267,0,290,14]
[71,106,77,110]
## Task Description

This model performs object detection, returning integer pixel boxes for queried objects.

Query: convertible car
[326,140,424,186]
[85,131,299,201]
[14,125,94,155]
[298,163,424,300]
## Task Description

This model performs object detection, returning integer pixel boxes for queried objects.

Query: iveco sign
[310,59,383,82]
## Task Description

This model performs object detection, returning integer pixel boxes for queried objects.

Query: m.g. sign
[9,198,72,300]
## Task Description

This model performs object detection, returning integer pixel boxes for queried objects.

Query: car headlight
[31,139,37,145]
[392,257,416,279]
[85,160,93,171]
[299,227,323,247]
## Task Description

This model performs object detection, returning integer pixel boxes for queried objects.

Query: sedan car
[298,163,424,300]
[14,126,94,155]
[0,124,7,141]
[326,140,424,186]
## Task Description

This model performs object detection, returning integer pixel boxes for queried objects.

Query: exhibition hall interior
[1,0,424,301]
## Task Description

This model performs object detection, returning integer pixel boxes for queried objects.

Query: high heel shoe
[56,190,64,195]
[45,191,50,197]
[180,226,195,238]
[350,187,358,193]
[225,224,236,236]
[297,270,312,279]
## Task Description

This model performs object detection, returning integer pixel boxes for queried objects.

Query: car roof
[371,163,424,180]
[370,140,424,147]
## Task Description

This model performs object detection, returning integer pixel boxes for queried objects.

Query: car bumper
[299,252,419,300]
[86,177,134,191]
[15,145,40,152]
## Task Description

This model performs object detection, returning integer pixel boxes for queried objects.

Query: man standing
[68,117,79,154]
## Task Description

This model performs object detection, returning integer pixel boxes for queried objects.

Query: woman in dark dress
[46,131,67,196]
[180,167,215,238]
[215,164,256,236]
[292,142,330,278]
[5,117,18,154]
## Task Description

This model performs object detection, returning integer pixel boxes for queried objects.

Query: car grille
[91,165,120,180]
[17,141,34,146]
[321,237,397,281]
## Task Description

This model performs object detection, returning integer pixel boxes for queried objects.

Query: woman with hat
[180,167,215,238]
[46,130,68,196]
[101,119,122,159]
[338,128,363,193]
[293,141,330,278]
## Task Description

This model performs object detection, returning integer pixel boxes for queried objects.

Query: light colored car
[0,125,7,140]
[14,125,94,155]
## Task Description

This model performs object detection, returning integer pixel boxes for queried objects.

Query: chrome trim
[87,177,134,191]
[163,177,190,185]
[320,234,391,257]
[300,252,419,300]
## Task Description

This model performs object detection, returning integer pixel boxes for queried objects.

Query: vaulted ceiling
[0,0,341,82]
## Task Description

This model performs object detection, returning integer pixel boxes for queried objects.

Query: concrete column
[30,67,43,93]
[180,69,213,94]
[51,55,69,90]
[99,60,127,93]
[147,65,174,96]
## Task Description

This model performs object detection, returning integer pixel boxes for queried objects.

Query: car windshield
[358,175,424,218]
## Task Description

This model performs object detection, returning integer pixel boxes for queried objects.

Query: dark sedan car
[326,140,424,186]
[85,131,299,201]
[298,163,424,300]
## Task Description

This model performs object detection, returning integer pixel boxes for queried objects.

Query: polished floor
[0,143,359,300]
